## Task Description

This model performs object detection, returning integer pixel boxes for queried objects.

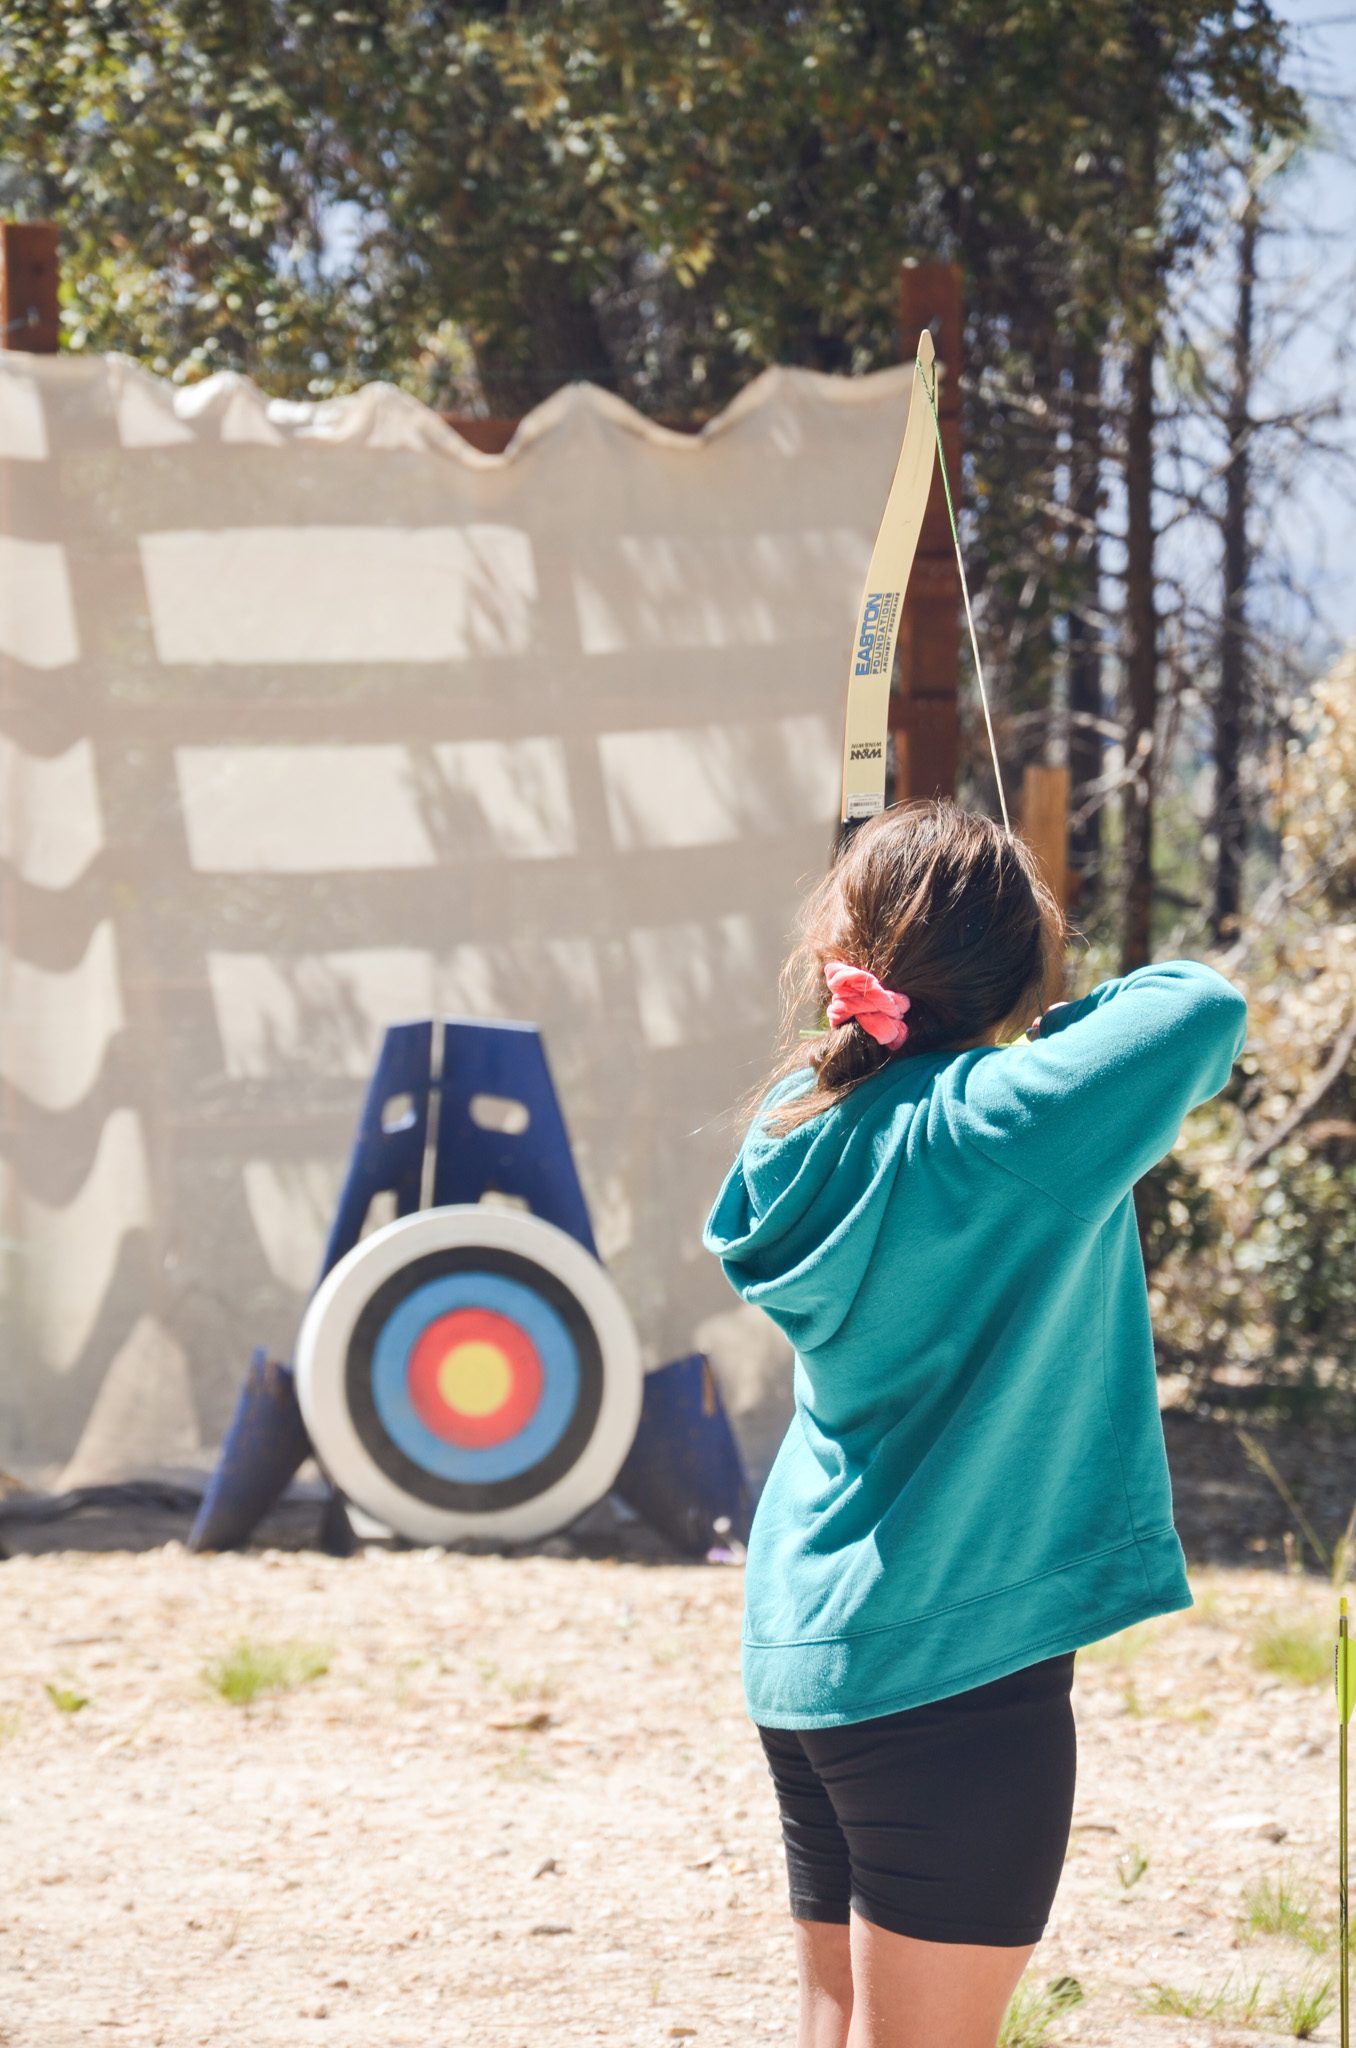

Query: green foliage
[0,2,360,391]
[1136,1147,1223,1275]
[201,1637,331,1706]
[1249,1151,1356,1365]
[1141,659,1356,1419]
[1283,655,1356,909]
[0,0,1301,419]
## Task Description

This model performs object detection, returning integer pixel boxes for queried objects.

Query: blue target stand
[189,1019,749,1557]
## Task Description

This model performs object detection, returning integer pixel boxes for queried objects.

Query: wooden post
[0,223,59,352]
[890,261,962,802]
[1021,762,1070,913]
[0,221,60,1436]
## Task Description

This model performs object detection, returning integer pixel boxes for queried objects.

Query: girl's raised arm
[953,958,1249,1225]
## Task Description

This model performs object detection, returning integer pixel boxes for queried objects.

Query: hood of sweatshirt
[701,1060,939,1355]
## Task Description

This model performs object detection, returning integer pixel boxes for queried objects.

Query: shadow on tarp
[187,1340,748,1561]
[9,1406,1348,1570]
[0,1466,724,1564]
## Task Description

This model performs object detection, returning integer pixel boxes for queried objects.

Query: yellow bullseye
[436,1340,513,1418]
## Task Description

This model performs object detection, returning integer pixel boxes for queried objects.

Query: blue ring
[369,1272,579,1483]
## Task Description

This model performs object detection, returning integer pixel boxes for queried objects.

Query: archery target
[294,1207,643,1543]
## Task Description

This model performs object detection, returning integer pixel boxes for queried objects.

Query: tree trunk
[470,260,619,416]
[1120,13,1162,975]
[1006,306,1059,785]
[1121,325,1158,972]
[1066,335,1104,911]
[1213,186,1257,940]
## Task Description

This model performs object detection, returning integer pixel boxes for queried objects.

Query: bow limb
[839,329,938,828]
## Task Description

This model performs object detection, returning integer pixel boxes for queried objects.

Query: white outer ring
[294,1206,643,1544]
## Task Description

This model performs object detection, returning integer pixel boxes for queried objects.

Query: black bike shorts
[756,1650,1077,1947]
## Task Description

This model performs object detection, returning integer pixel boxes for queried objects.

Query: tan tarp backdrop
[0,352,912,1492]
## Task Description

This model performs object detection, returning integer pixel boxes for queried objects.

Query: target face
[294,1207,643,1543]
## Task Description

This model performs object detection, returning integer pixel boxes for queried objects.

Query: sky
[1265,0,1356,654]
[1127,0,1356,695]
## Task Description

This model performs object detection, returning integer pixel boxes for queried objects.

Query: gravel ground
[0,1545,1347,2048]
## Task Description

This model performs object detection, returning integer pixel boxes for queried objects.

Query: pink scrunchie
[824,959,911,1049]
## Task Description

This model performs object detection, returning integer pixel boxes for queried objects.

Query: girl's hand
[1026,1000,1071,1040]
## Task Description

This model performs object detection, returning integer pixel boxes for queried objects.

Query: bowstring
[918,350,1012,841]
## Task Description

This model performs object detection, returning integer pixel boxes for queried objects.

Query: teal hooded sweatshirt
[702,959,1248,1730]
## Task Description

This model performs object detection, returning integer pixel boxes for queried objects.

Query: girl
[702,797,1248,2048]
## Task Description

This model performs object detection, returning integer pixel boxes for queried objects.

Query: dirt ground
[1,1502,1350,2048]
[2,1403,1351,2048]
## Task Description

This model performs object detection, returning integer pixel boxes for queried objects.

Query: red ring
[406,1308,543,1449]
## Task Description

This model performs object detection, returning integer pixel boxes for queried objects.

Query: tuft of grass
[392,1655,427,1705]
[1186,1583,1227,1627]
[1240,1870,1335,1953]
[201,1637,331,1707]
[43,1682,90,1714]
[0,1705,23,1742]
[1250,1619,1330,1688]
[998,1976,1083,2047]
[494,1739,554,1784]
[1235,1429,1356,1590]
[1116,1843,1149,1890]
[1140,1974,1264,2024]
[503,1671,558,1703]
[1143,1964,1336,2038]
[1163,1698,1214,1726]
[1270,1969,1335,2039]
[1235,1430,1330,1572]
[1081,1619,1160,1667]
[1332,1497,1356,1589]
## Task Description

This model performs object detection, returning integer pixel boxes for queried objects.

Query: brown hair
[747,797,1069,1137]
